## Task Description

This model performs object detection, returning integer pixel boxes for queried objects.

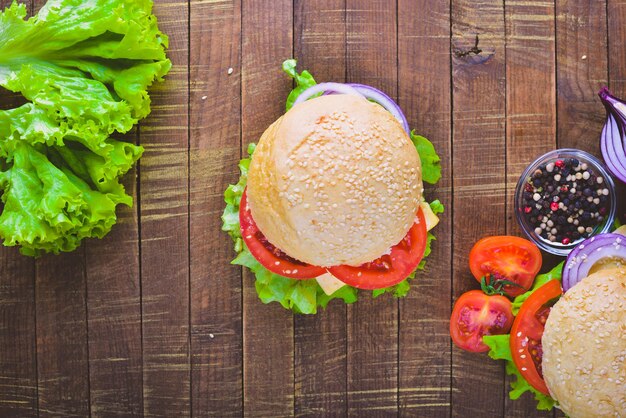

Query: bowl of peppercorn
[515,149,616,256]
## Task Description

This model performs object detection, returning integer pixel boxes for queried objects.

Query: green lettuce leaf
[483,335,557,411]
[0,0,170,255]
[511,262,563,315]
[410,132,442,185]
[282,59,317,111]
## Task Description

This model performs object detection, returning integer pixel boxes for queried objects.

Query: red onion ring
[293,82,365,106]
[347,83,411,134]
[562,233,626,292]
[601,114,626,182]
[293,82,411,134]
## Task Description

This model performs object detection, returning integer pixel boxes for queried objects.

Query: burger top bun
[542,267,626,418]
[246,94,423,267]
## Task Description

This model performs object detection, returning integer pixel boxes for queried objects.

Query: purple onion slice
[347,83,411,134]
[598,88,626,183]
[293,82,365,106]
[562,233,626,292]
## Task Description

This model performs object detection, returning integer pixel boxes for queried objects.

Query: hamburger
[222,60,443,314]
[542,267,626,418]
[482,232,626,415]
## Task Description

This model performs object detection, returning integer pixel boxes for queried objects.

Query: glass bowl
[514,149,617,256]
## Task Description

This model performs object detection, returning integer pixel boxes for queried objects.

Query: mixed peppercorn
[522,158,610,245]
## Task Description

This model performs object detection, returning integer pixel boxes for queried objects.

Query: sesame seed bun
[246,94,423,266]
[542,268,626,418]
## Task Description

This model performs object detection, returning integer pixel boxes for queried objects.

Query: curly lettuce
[221,60,444,313]
[0,0,170,255]
[482,263,565,412]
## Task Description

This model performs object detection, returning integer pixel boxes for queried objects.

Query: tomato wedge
[450,290,514,353]
[510,279,562,396]
[239,189,325,279]
[327,209,427,289]
[469,236,542,297]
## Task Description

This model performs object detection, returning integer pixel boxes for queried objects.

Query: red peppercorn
[555,160,565,168]
[550,202,559,211]
[524,206,532,214]
[562,237,570,245]
[525,183,534,193]
[560,185,569,192]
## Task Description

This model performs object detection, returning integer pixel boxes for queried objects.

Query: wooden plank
[504,1,556,415]
[241,1,294,416]
[345,1,399,415]
[607,1,626,225]
[36,252,90,416]
[556,0,608,153]
[189,0,243,416]
[397,0,452,416]
[0,1,37,415]
[85,152,142,416]
[450,0,506,417]
[293,1,347,416]
[139,0,190,415]
[28,1,90,415]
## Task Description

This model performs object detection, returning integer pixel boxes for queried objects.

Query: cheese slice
[420,201,439,231]
[316,272,345,295]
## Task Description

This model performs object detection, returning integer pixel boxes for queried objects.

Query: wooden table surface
[1,0,624,417]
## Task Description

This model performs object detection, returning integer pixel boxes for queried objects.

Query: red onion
[293,82,411,134]
[598,88,626,183]
[347,84,411,134]
[562,233,626,292]
[293,82,364,106]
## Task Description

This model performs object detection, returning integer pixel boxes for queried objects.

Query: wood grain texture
[504,1,556,415]
[0,1,622,416]
[397,0,452,416]
[85,165,142,417]
[345,0,399,416]
[450,0,507,417]
[139,0,190,415]
[293,1,348,417]
[556,0,608,153]
[0,1,37,415]
[189,0,243,416]
[36,252,89,417]
[241,1,295,416]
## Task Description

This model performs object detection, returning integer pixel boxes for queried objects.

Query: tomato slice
[510,279,562,396]
[469,236,542,297]
[450,290,514,353]
[327,209,427,290]
[239,189,325,279]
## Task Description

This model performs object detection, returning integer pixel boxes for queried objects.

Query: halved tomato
[510,279,562,396]
[239,189,325,279]
[327,209,427,289]
[450,290,514,353]
[469,236,542,297]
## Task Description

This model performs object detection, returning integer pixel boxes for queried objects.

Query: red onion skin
[598,87,626,183]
